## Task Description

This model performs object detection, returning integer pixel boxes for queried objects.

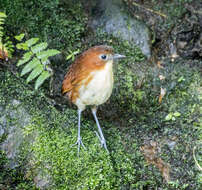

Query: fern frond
[0,13,6,43]
[25,38,39,47]
[17,37,60,90]
[36,49,60,59]
[15,33,25,41]
[0,12,6,18]
[21,58,40,76]
[31,42,48,54]
[17,51,33,66]
[26,64,43,83]
[35,70,51,90]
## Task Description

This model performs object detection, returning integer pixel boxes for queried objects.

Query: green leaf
[0,12,7,18]
[178,76,185,82]
[173,112,181,117]
[15,33,25,41]
[66,49,80,61]
[35,70,51,90]
[25,38,39,47]
[17,51,33,66]
[31,42,48,54]
[26,64,43,83]
[36,49,60,59]
[165,113,173,121]
[16,42,28,50]
[41,56,49,65]
[21,58,40,76]
[66,54,73,61]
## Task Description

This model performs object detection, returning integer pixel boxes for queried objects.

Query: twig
[132,2,167,18]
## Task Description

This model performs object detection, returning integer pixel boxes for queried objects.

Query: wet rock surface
[86,0,151,58]
[125,0,202,59]
[175,3,202,58]
[0,99,31,168]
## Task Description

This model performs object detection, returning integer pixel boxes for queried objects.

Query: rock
[0,99,31,168]
[0,125,4,136]
[88,0,151,58]
[34,170,52,190]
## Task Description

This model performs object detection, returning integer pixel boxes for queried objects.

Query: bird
[61,45,125,154]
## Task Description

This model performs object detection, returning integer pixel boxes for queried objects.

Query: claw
[95,131,109,152]
[72,137,86,156]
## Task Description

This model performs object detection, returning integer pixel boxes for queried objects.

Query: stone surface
[89,0,151,58]
[0,99,31,168]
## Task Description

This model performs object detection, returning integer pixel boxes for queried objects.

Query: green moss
[0,151,38,190]
[29,119,137,189]
[0,0,87,50]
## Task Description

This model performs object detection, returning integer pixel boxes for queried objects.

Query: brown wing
[61,55,90,102]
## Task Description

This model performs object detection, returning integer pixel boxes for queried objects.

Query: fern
[0,12,14,59]
[16,35,60,90]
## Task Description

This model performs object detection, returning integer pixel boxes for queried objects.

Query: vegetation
[16,35,60,90]
[0,0,87,51]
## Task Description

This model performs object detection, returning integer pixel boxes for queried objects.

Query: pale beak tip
[113,54,126,59]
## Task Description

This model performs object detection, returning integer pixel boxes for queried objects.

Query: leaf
[0,12,6,18]
[66,49,80,61]
[178,76,185,82]
[165,113,173,121]
[15,33,25,41]
[17,51,33,66]
[31,42,48,54]
[36,49,60,59]
[173,112,181,117]
[16,42,28,50]
[66,53,73,61]
[21,58,40,76]
[25,38,39,47]
[35,70,51,90]
[26,64,43,83]
[41,56,49,65]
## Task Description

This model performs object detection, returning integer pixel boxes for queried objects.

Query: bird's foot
[72,137,86,156]
[95,131,109,152]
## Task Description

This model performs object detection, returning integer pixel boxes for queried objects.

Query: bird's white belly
[76,62,113,110]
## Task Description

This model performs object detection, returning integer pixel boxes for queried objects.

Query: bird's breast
[76,61,114,108]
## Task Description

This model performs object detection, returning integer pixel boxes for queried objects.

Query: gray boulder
[89,0,151,58]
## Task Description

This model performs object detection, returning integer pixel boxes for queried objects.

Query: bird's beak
[113,54,126,59]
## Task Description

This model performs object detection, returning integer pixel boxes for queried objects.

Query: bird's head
[78,45,125,70]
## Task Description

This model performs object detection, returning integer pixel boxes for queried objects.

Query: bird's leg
[91,107,109,152]
[73,109,86,155]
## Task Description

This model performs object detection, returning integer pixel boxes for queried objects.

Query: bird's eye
[100,54,107,60]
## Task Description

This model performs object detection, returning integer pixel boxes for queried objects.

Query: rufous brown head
[77,45,125,70]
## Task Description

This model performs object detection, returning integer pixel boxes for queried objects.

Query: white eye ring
[99,54,108,60]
